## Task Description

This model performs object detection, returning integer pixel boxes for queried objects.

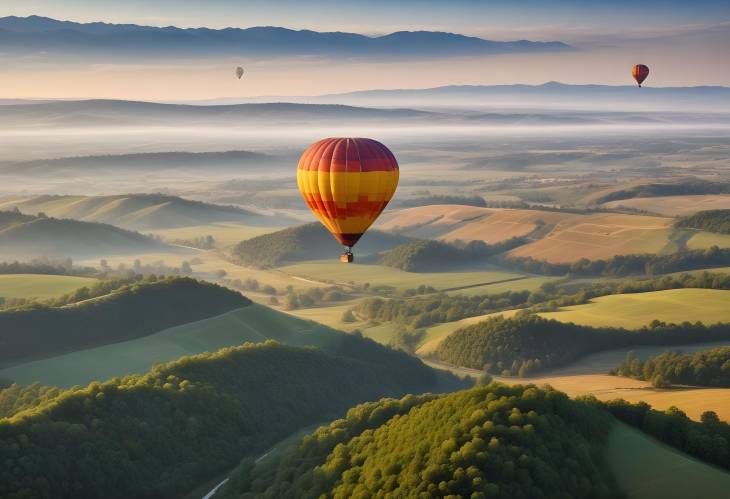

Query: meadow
[540,288,730,328]
[151,222,281,248]
[0,274,97,299]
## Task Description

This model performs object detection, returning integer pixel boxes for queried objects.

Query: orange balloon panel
[297,137,399,248]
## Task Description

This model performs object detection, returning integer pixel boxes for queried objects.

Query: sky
[2,0,730,99]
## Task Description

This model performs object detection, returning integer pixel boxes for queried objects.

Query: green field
[278,261,529,292]
[606,422,730,499]
[687,231,730,250]
[540,289,730,329]
[0,274,97,299]
[0,305,342,387]
[151,223,281,248]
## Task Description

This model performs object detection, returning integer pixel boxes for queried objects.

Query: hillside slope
[0,340,456,499]
[232,223,411,267]
[0,210,164,259]
[0,276,249,366]
[0,194,285,231]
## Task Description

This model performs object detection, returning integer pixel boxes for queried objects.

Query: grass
[151,223,281,249]
[539,289,730,329]
[605,422,730,499]
[0,274,97,299]
[278,261,527,292]
[0,305,341,387]
[686,231,730,250]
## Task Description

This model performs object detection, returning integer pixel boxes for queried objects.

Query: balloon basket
[340,252,354,263]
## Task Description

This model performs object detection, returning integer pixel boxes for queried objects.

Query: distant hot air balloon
[297,137,399,263]
[632,64,649,87]
[236,66,244,80]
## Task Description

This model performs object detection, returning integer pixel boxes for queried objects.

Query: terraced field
[540,288,730,328]
[0,274,97,299]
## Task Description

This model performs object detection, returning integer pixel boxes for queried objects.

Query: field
[540,288,730,328]
[150,222,281,248]
[278,261,531,292]
[686,231,730,250]
[606,423,730,499]
[0,274,97,299]
[0,304,339,387]
[602,194,730,216]
[376,205,676,263]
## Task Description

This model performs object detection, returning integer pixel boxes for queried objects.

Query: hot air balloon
[632,64,649,87]
[297,137,399,263]
[236,66,244,80]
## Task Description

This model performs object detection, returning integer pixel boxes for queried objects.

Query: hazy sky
[2,0,730,99]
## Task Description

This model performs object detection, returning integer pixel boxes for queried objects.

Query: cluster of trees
[222,277,278,296]
[677,210,730,234]
[283,286,351,310]
[218,383,620,499]
[502,245,730,277]
[378,238,527,272]
[434,314,730,376]
[611,347,730,388]
[232,223,409,268]
[596,398,730,472]
[0,276,250,365]
[396,194,487,208]
[0,382,64,419]
[163,234,217,249]
[593,179,730,204]
[353,290,532,329]
[0,340,456,498]
[99,258,195,277]
[0,258,94,276]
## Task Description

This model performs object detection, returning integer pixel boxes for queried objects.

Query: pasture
[0,274,97,299]
[606,423,730,499]
[0,305,338,387]
[539,288,730,328]
[686,231,730,250]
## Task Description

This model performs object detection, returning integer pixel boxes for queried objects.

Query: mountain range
[0,15,572,59]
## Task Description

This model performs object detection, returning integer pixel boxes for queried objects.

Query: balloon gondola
[297,137,399,263]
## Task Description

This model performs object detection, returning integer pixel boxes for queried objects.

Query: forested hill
[0,340,463,498]
[0,276,249,365]
[232,223,411,267]
[217,383,620,498]
[676,210,730,235]
[611,346,730,387]
[0,210,164,259]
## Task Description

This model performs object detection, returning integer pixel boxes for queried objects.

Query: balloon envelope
[632,64,649,87]
[236,66,244,79]
[297,137,399,249]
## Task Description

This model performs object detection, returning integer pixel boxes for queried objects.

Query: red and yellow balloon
[632,64,650,87]
[297,137,399,262]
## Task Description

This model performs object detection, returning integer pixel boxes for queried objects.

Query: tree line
[434,315,730,376]
[676,210,730,235]
[611,346,730,388]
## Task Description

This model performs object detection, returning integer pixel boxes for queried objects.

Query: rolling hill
[217,383,620,498]
[0,210,164,259]
[0,16,572,60]
[0,339,461,499]
[232,223,412,267]
[0,276,249,366]
[0,193,289,231]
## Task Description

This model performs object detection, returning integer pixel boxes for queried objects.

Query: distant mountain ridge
[0,15,572,59]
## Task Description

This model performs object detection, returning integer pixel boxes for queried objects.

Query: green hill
[0,210,164,259]
[0,340,453,499]
[232,223,412,268]
[217,383,620,498]
[0,193,289,231]
[677,210,730,235]
[0,276,249,366]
